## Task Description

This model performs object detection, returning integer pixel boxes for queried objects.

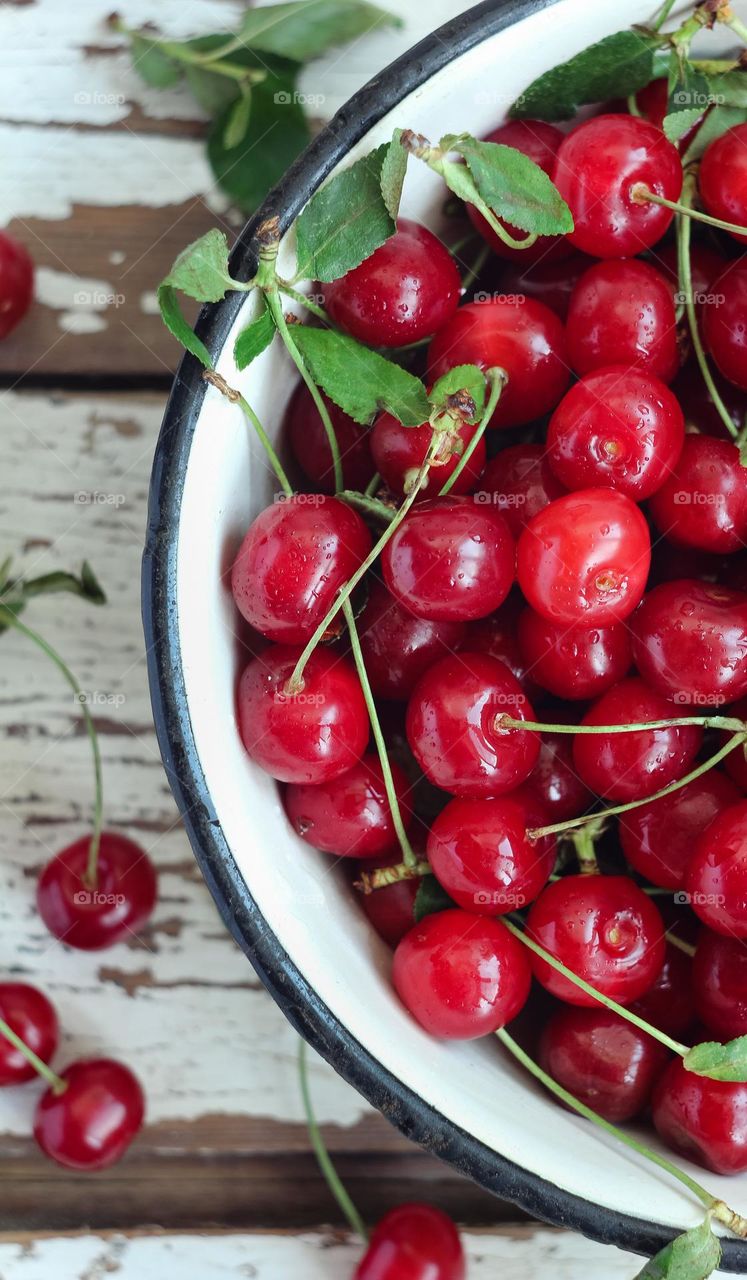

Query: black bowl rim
[141,0,747,1268]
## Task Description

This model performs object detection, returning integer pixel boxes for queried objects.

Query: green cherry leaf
[290,326,430,425]
[10,563,106,607]
[207,72,310,214]
[667,58,711,115]
[684,1035,747,1082]
[157,286,211,368]
[663,108,704,143]
[128,33,183,89]
[511,30,666,120]
[238,0,401,63]
[452,137,573,235]
[708,69,747,108]
[234,299,276,370]
[161,229,240,303]
[634,1216,721,1279]
[428,364,485,423]
[222,89,253,150]
[295,144,395,283]
[413,875,456,924]
[380,128,408,220]
[683,104,747,163]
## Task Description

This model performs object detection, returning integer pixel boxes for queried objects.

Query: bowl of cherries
[145,0,747,1270]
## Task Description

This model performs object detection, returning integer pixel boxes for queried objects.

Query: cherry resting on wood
[37,832,157,951]
[0,984,58,1085]
[354,1203,465,1280]
[34,1058,145,1171]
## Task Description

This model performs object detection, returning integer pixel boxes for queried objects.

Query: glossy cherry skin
[0,231,33,338]
[492,252,593,320]
[427,298,570,430]
[653,1057,747,1175]
[572,677,702,803]
[526,728,594,823]
[354,1203,465,1280]
[631,579,747,707]
[517,488,651,627]
[427,793,555,915]
[357,580,464,702]
[237,646,367,784]
[467,118,569,263]
[648,435,747,554]
[620,771,741,890]
[693,930,747,1040]
[565,259,679,382]
[381,496,515,623]
[34,1058,144,1171]
[393,908,531,1039]
[699,124,747,246]
[357,864,419,949]
[231,495,370,645]
[685,801,747,937]
[464,592,542,701]
[702,258,747,392]
[371,413,486,498]
[527,875,665,1007]
[406,652,540,798]
[628,943,693,1039]
[553,114,683,257]
[284,383,372,495]
[37,833,157,951]
[547,366,684,500]
[322,219,460,348]
[284,753,413,859]
[0,984,59,1086]
[539,1005,669,1123]
[518,607,632,701]
[481,444,566,539]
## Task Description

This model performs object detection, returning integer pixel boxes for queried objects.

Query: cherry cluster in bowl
[231,91,747,1183]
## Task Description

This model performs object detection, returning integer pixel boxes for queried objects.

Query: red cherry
[547,366,684,499]
[322,219,460,348]
[526,875,665,1007]
[0,231,33,338]
[34,1058,144,1171]
[406,652,540,798]
[357,580,464,702]
[628,943,694,1039]
[37,833,157,951]
[648,435,747,554]
[493,252,593,320]
[653,1057,747,1175]
[526,726,594,823]
[693,929,747,1040]
[565,259,679,381]
[631,579,747,707]
[572,677,702,803]
[284,383,372,494]
[237,646,368,784]
[466,119,569,263]
[356,861,419,949]
[381,496,515,622]
[393,908,531,1038]
[427,298,570,430]
[231,495,370,645]
[553,114,683,257]
[0,984,58,1086]
[699,124,747,245]
[518,607,632,701]
[354,1203,465,1280]
[670,358,747,441]
[371,412,486,498]
[685,801,747,937]
[633,79,705,154]
[702,258,747,392]
[539,1005,669,1122]
[284,753,413,859]
[480,444,566,539]
[464,592,542,700]
[427,793,555,915]
[517,488,651,626]
[620,771,741,890]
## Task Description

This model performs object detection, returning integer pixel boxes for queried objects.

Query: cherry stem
[339,490,395,524]
[571,822,602,876]
[298,1039,368,1241]
[676,170,739,440]
[0,604,104,889]
[720,9,747,46]
[276,281,329,323]
[495,1028,740,1228]
[285,436,439,694]
[439,367,507,496]
[364,471,381,498]
[342,598,418,868]
[633,183,747,239]
[502,917,689,1057]
[529,731,747,840]
[652,0,677,30]
[355,858,431,893]
[202,370,293,496]
[667,932,697,958]
[496,713,745,736]
[460,241,491,293]
[0,1017,66,1095]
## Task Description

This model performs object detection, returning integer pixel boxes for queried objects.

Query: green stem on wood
[298,1040,368,1240]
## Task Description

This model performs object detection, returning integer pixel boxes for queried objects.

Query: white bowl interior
[174,0,747,1235]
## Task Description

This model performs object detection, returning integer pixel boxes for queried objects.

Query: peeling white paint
[35,266,122,332]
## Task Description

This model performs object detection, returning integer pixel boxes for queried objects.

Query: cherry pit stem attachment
[439,367,508,496]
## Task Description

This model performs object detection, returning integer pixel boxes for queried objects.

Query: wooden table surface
[0,2,706,1275]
